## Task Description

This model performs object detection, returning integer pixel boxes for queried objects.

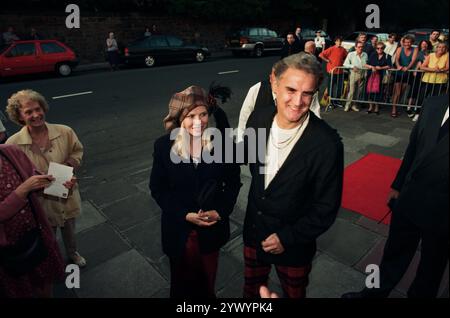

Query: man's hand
[259,286,280,298]
[387,189,400,204]
[261,233,285,255]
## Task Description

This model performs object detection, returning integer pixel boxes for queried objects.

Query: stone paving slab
[355,132,400,148]
[101,193,160,231]
[354,238,449,298]
[76,223,131,271]
[336,207,362,223]
[364,144,406,159]
[355,216,390,237]
[75,249,167,298]
[124,214,164,263]
[317,218,381,267]
[76,200,107,234]
[307,253,367,298]
[216,252,244,292]
[343,151,364,167]
[82,179,139,208]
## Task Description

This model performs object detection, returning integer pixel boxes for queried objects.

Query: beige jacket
[6,123,83,227]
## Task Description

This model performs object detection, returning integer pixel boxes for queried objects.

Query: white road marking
[52,91,93,100]
[218,70,240,75]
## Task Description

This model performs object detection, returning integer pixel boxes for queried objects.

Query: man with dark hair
[429,30,441,52]
[319,36,348,106]
[280,33,301,58]
[342,95,449,298]
[242,52,344,298]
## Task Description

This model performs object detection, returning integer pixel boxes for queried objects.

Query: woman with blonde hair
[5,89,86,268]
[149,85,241,298]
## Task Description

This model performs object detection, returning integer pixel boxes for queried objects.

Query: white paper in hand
[44,162,73,199]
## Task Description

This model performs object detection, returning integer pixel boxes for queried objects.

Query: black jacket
[149,134,241,257]
[243,109,344,266]
[391,95,449,235]
[280,41,301,59]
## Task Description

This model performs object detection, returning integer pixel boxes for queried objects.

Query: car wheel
[254,46,263,57]
[195,51,205,63]
[57,63,72,77]
[144,55,156,67]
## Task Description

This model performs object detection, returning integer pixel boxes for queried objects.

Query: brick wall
[0,13,292,63]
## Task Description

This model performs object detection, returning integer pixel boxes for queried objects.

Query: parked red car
[0,40,79,78]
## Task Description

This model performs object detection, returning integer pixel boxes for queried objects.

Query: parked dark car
[300,28,333,49]
[225,27,284,57]
[123,35,210,67]
[406,28,449,43]
[0,39,78,78]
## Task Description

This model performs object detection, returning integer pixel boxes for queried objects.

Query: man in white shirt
[314,30,326,56]
[237,63,321,143]
[384,33,398,64]
[343,41,368,112]
[242,52,343,298]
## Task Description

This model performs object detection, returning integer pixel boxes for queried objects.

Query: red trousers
[169,231,219,298]
[244,245,312,298]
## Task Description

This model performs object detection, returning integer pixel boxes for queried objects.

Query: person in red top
[319,36,348,106]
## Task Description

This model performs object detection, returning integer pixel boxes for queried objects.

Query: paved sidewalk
[54,107,449,298]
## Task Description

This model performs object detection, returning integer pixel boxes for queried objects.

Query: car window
[41,42,66,54]
[259,28,268,36]
[377,34,388,42]
[166,36,184,47]
[269,30,277,37]
[6,43,36,57]
[249,28,258,36]
[149,36,169,48]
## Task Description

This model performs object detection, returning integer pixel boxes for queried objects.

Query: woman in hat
[149,85,241,298]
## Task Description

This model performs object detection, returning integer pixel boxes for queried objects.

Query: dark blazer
[149,134,241,257]
[391,95,449,235]
[280,41,302,59]
[243,109,344,266]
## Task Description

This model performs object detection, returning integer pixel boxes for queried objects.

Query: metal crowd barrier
[325,66,449,112]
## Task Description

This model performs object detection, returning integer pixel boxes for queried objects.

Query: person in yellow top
[416,42,449,121]
[5,89,86,267]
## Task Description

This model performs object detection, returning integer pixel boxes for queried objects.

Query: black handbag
[0,150,48,277]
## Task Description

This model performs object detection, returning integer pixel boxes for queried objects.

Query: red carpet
[342,153,402,225]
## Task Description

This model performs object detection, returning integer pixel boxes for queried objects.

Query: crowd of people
[0,25,448,300]
[280,28,448,122]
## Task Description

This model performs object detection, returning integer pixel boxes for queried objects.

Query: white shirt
[384,41,398,64]
[265,114,310,189]
[343,51,368,69]
[237,81,320,142]
[314,36,325,49]
[442,107,449,126]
